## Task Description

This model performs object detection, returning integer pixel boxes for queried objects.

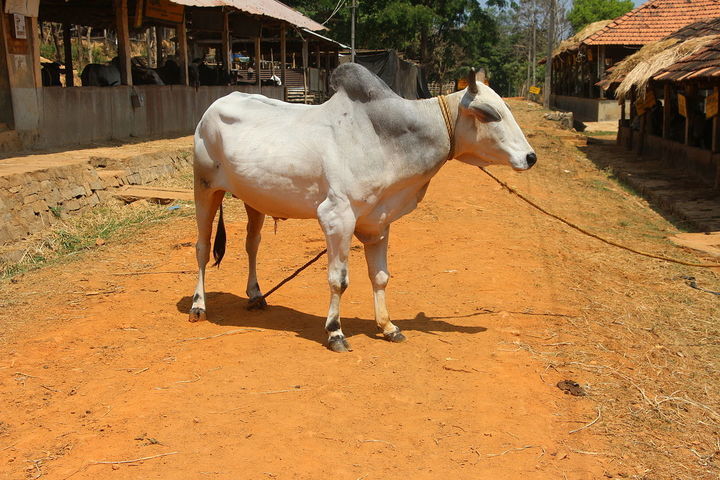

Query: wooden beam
[222,10,231,82]
[155,26,163,67]
[315,42,321,70]
[177,13,188,86]
[598,46,606,99]
[114,0,132,86]
[662,83,671,139]
[302,38,308,103]
[62,24,74,87]
[712,87,719,153]
[30,17,42,88]
[280,22,286,89]
[255,28,261,91]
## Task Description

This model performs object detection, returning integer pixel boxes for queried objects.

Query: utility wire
[322,0,347,25]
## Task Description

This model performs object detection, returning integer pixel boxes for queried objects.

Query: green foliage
[567,0,633,33]
[279,1,572,96]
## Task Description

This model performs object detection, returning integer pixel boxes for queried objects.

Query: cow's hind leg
[362,227,405,342]
[189,188,225,322]
[317,196,356,352]
[244,203,267,309]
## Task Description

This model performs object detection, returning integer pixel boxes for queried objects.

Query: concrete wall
[0,147,193,246]
[32,84,285,150]
[551,94,627,123]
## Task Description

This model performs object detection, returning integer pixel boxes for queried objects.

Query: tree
[567,0,633,33]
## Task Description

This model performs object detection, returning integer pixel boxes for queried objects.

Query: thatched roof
[612,35,719,100]
[553,20,612,58]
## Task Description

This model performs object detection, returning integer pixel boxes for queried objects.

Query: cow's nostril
[526,152,537,168]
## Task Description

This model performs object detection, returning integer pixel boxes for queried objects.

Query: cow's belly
[216,157,326,219]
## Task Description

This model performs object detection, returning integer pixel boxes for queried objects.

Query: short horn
[467,67,478,94]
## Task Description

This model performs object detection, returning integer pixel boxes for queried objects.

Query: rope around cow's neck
[438,95,455,161]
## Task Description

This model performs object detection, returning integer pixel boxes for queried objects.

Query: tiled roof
[585,0,720,46]
[653,37,720,80]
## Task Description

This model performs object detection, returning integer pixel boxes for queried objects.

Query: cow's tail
[212,202,226,267]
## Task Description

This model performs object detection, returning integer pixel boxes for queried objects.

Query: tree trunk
[51,23,63,63]
[86,27,93,65]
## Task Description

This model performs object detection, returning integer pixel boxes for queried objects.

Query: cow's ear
[470,102,501,123]
[467,68,478,94]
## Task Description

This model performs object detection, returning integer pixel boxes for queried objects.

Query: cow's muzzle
[526,152,537,169]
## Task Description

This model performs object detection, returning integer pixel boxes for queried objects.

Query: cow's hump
[330,63,397,103]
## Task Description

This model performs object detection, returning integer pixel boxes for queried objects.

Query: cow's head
[453,69,536,171]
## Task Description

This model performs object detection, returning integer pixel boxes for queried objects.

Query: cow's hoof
[247,296,267,310]
[188,308,206,322]
[328,336,352,353]
[384,330,407,343]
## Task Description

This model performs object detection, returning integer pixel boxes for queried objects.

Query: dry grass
[0,199,192,279]
[517,100,720,479]
[613,35,720,101]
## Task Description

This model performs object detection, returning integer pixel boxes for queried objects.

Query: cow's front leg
[317,196,356,352]
[362,227,405,342]
[244,203,267,309]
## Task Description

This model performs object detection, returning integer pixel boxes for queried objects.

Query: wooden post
[222,10,231,82]
[155,26,163,67]
[663,83,671,139]
[280,23,286,89]
[598,46,606,99]
[62,24,74,86]
[30,17,42,88]
[177,13,188,86]
[637,113,646,154]
[712,87,719,153]
[325,45,331,93]
[302,38,308,103]
[114,0,132,86]
[254,28,261,92]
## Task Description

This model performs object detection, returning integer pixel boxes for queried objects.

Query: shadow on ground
[578,137,720,232]
[176,292,488,347]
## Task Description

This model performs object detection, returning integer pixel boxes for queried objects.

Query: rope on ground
[248,248,327,307]
[479,167,720,269]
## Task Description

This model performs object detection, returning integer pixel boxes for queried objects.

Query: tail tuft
[212,203,226,267]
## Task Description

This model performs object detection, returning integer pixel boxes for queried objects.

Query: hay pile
[611,35,719,101]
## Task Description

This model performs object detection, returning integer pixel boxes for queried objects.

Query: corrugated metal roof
[301,28,349,48]
[170,0,326,31]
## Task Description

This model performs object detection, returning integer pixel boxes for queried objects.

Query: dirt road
[1,100,718,479]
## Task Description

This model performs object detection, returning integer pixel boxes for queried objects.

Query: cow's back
[194,92,330,219]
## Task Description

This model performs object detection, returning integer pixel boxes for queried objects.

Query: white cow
[189,63,536,352]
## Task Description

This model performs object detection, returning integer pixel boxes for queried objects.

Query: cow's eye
[471,103,502,123]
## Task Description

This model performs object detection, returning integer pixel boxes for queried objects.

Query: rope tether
[479,167,720,269]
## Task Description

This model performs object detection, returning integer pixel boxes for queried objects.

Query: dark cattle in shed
[130,57,164,85]
[41,62,62,86]
[157,58,181,85]
[81,63,121,86]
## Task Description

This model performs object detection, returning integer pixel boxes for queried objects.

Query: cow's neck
[411,92,462,167]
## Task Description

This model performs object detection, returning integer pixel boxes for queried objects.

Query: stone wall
[0,148,192,245]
